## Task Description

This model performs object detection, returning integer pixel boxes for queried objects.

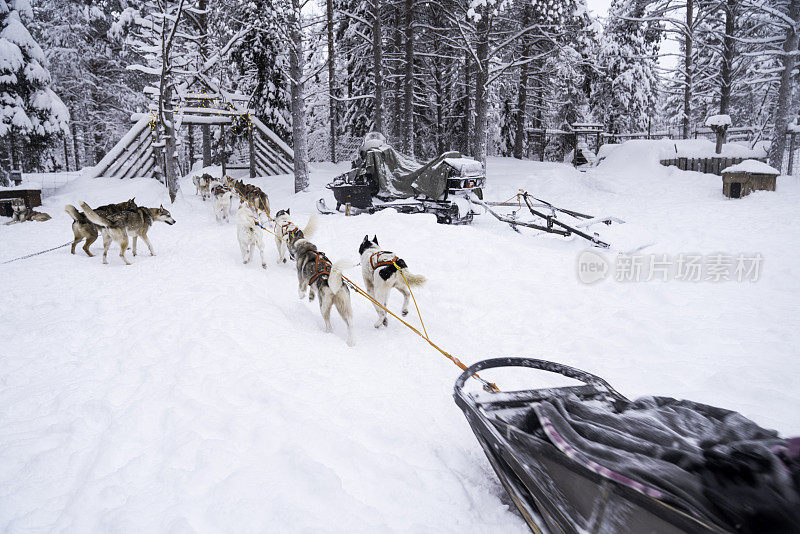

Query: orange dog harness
[369,250,399,270]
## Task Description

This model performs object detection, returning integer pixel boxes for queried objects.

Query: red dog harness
[369,250,399,270]
[309,251,332,285]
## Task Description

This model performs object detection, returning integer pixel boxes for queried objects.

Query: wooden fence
[659,157,767,176]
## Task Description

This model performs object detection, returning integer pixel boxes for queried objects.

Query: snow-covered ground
[2,147,799,532]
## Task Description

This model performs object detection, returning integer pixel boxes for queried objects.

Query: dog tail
[64,204,82,221]
[400,270,427,287]
[80,202,110,227]
[329,259,356,293]
[302,213,318,238]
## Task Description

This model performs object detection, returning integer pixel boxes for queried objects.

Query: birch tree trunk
[402,0,414,154]
[769,0,800,171]
[163,83,179,202]
[372,0,384,133]
[513,5,531,160]
[472,11,489,165]
[327,0,337,163]
[290,0,309,192]
[198,0,211,167]
[463,49,472,156]
[719,0,734,115]
[682,0,693,139]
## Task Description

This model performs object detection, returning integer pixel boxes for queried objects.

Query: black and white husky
[273,209,317,264]
[359,235,426,328]
[289,233,355,346]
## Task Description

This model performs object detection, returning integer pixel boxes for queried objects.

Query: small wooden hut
[721,160,779,198]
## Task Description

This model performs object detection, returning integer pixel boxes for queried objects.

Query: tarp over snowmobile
[351,134,483,201]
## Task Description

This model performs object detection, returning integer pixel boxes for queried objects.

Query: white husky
[236,205,267,268]
[210,181,234,223]
[273,209,318,264]
[358,235,427,328]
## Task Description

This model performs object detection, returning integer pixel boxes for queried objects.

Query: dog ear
[373,235,378,245]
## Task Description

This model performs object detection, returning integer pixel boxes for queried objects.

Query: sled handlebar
[454,357,628,404]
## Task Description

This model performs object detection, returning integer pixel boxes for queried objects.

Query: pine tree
[231,0,291,141]
[0,0,69,171]
[593,0,658,133]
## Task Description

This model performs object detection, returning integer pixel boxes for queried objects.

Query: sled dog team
[229,183,426,347]
[57,172,427,346]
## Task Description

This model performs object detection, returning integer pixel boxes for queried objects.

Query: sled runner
[455,358,800,534]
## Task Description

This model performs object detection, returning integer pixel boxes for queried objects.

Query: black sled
[454,358,800,534]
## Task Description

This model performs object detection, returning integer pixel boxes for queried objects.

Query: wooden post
[788,133,796,175]
[188,124,195,170]
[220,124,227,176]
[63,135,70,171]
[539,130,545,162]
[249,123,256,179]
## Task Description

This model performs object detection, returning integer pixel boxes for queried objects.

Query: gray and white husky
[235,205,267,268]
[80,201,176,265]
[359,235,426,328]
[273,209,317,264]
[288,233,355,346]
[5,198,51,224]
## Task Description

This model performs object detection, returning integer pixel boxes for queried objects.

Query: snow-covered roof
[722,159,780,175]
[705,114,731,128]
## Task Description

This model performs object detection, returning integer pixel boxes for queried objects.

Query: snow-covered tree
[231,0,291,141]
[0,0,68,170]
[593,0,659,133]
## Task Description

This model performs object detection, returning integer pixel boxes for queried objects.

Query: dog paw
[383,317,388,327]
[261,263,267,269]
[402,309,409,316]
[282,258,287,263]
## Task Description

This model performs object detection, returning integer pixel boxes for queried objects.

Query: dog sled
[317,132,485,224]
[455,358,800,534]
[471,192,623,248]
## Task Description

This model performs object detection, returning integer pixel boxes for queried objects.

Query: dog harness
[309,251,332,285]
[280,222,300,241]
[369,250,399,270]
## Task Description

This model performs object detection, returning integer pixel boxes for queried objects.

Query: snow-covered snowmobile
[455,358,800,534]
[317,133,485,224]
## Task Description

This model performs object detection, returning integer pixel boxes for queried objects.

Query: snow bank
[596,139,767,174]
[722,159,780,175]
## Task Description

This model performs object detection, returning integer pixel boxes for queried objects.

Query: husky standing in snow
[5,198,51,224]
[210,182,234,223]
[288,232,355,346]
[193,173,212,200]
[235,204,267,269]
[80,201,175,265]
[359,235,427,328]
[273,209,317,264]
[64,198,137,256]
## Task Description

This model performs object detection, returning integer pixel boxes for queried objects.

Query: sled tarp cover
[366,146,459,200]
[534,395,800,530]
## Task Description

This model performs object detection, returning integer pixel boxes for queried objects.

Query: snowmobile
[455,358,800,534]
[317,133,485,224]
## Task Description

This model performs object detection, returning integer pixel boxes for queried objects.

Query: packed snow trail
[2,153,800,532]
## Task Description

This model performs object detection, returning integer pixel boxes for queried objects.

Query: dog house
[721,160,779,198]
